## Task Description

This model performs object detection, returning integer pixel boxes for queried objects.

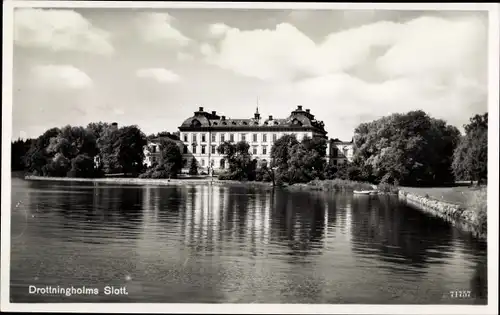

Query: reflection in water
[10,177,487,304]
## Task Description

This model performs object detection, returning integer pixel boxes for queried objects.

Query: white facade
[330,142,354,165]
[180,130,317,172]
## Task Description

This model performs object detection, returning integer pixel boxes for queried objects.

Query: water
[10,176,487,304]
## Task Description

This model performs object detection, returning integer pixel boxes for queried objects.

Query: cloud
[208,23,231,38]
[31,65,93,89]
[135,12,191,47]
[14,8,114,55]
[136,68,180,83]
[205,16,486,83]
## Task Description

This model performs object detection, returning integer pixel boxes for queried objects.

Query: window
[272,134,277,142]
[262,134,267,143]
[201,134,206,142]
[211,145,216,154]
[193,134,197,143]
[201,159,205,166]
[262,146,267,155]
[192,145,197,154]
[183,146,188,154]
[201,145,206,154]
[183,159,187,167]
[151,157,156,163]
[253,134,258,142]
[252,146,257,155]
[220,159,225,169]
[211,134,216,142]
[220,134,225,142]
[152,146,156,153]
[241,133,246,142]
[230,134,234,142]
[183,134,188,142]
[332,148,338,158]
[333,160,337,166]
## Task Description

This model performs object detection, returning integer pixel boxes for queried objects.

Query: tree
[11,138,34,171]
[157,139,183,178]
[270,134,299,182]
[24,127,61,175]
[99,125,147,175]
[269,134,327,184]
[189,158,199,175]
[352,110,461,186]
[217,141,257,180]
[452,113,488,185]
[67,154,95,178]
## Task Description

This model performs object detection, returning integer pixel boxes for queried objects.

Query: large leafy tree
[24,127,61,175]
[217,141,257,180]
[452,113,488,185]
[157,139,183,178]
[99,125,147,175]
[287,136,327,184]
[353,110,461,186]
[270,134,299,182]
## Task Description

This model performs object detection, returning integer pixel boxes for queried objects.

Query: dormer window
[232,121,237,125]
[192,119,201,127]
[243,122,248,125]
[213,122,218,126]
[222,122,227,125]
[274,121,279,125]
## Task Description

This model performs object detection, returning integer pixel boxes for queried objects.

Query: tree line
[12,110,488,186]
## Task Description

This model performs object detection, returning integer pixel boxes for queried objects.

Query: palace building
[178,105,330,173]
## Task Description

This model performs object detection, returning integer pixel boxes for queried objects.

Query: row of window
[182,132,307,144]
[184,144,270,155]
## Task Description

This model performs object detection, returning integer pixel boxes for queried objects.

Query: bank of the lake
[398,188,487,240]
[24,175,379,193]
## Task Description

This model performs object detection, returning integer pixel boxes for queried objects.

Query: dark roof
[179,106,327,134]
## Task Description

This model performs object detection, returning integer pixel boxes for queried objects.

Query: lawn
[400,185,487,207]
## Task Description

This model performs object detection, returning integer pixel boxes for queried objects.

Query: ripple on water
[9,179,488,304]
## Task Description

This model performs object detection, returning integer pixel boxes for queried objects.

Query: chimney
[254,112,260,120]
[212,111,217,115]
[297,105,303,110]
[305,109,310,113]
[111,122,118,131]
[198,106,204,112]
[268,115,273,120]
[221,115,226,120]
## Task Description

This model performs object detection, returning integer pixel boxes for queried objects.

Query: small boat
[353,190,372,195]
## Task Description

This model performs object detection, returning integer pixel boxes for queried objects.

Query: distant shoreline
[23,175,276,189]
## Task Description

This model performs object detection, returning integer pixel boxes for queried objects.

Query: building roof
[178,105,327,135]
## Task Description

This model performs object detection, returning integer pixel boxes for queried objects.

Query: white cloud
[206,16,486,83]
[136,12,190,47]
[208,23,230,38]
[31,65,93,89]
[14,8,113,55]
[204,14,487,137]
[136,68,180,83]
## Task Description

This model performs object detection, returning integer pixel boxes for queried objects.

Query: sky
[11,6,489,141]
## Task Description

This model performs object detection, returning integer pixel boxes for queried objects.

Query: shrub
[377,182,399,194]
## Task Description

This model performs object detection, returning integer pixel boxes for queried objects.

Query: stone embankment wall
[398,190,486,239]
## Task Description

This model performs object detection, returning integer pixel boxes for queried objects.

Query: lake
[10,176,487,304]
